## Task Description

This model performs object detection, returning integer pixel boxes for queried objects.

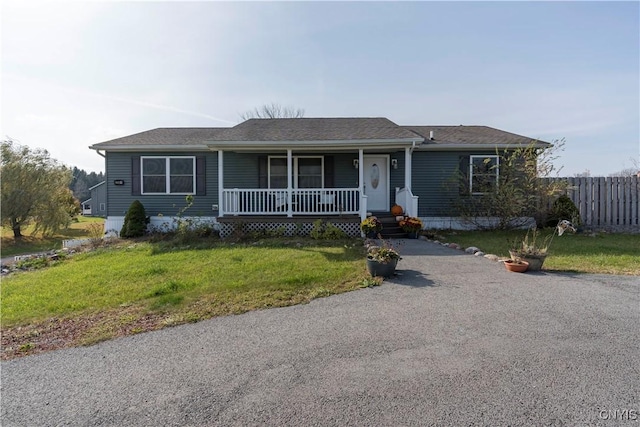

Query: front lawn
[436,229,639,275]
[1,216,105,257]
[1,238,370,359]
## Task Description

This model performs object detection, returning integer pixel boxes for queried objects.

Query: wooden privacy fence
[546,176,639,229]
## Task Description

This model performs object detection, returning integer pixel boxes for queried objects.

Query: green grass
[436,229,639,275]
[1,238,368,328]
[1,216,105,257]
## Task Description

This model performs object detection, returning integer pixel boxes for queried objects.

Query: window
[268,156,323,188]
[99,203,106,211]
[142,156,195,194]
[470,155,499,194]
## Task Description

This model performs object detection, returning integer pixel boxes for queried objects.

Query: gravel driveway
[2,240,639,426]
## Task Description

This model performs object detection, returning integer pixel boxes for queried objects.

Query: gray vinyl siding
[389,151,406,205]
[106,151,218,217]
[223,152,360,189]
[223,152,259,188]
[91,184,107,217]
[333,153,358,188]
[412,150,497,216]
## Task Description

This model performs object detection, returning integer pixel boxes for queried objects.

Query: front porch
[220,188,361,216]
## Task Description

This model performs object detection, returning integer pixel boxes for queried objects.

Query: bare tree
[239,103,305,121]
[609,157,640,177]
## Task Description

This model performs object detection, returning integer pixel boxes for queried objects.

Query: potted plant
[366,242,401,277]
[503,258,529,273]
[361,216,382,238]
[399,216,423,238]
[508,220,575,271]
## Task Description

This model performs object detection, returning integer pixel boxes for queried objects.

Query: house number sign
[114,180,125,185]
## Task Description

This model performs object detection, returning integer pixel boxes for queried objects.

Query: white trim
[90,145,210,151]
[218,150,224,217]
[206,138,422,151]
[417,142,550,151]
[140,156,196,195]
[88,181,106,191]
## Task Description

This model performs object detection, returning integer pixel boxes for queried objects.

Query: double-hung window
[469,155,499,194]
[268,156,323,188]
[142,156,195,194]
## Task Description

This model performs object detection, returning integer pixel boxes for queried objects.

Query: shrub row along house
[89,117,550,237]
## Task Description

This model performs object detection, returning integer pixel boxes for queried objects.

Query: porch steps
[371,212,408,239]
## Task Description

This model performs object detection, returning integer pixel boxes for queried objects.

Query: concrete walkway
[2,239,639,426]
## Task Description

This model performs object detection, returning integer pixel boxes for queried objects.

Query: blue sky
[2,1,639,176]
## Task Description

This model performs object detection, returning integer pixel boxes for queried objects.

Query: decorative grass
[436,229,639,275]
[1,216,105,257]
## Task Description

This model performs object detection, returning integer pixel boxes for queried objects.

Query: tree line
[70,167,105,203]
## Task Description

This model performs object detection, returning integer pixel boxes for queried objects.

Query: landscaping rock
[484,254,500,262]
[474,251,485,257]
[465,246,480,254]
[448,243,461,250]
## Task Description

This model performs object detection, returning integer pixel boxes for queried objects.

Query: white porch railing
[221,188,361,216]
[395,187,419,217]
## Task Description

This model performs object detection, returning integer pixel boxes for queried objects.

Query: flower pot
[366,258,398,278]
[510,251,547,271]
[504,259,529,273]
[407,231,419,239]
[366,231,379,239]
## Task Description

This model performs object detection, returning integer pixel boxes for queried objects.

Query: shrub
[120,200,148,238]
[546,195,581,227]
[310,219,347,240]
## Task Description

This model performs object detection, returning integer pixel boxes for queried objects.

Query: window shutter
[459,155,470,194]
[258,156,268,188]
[132,156,141,195]
[323,156,334,188]
[196,156,206,195]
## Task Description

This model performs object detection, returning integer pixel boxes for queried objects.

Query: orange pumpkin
[390,205,403,216]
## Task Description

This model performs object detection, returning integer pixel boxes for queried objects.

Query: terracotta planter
[366,258,398,277]
[510,251,547,271]
[504,259,529,273]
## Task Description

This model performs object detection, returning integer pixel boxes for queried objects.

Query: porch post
[286,149,293,218]
[358,149,366,221]
[404,147,411,191]
[218,150,224,218]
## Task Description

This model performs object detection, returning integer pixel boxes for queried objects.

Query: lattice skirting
[218,220,361,238]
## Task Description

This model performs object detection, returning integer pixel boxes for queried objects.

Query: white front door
[363,155,389,211]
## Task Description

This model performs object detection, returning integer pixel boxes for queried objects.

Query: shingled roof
[90,128,227,149]
[208,118,420,142]
[405,125,549,147]
[90,119,549,150]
